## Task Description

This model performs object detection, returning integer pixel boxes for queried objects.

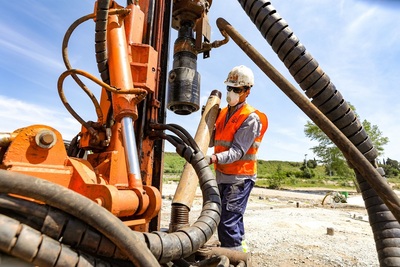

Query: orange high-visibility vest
[214,104,268,175]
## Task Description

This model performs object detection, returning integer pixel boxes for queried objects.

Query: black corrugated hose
[236,0,400,265]
[0,169,159,266]
[95,0,111,85]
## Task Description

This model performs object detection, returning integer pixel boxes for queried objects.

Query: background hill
[163,152,359,190]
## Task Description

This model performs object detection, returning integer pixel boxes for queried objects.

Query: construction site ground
[161,182,381,267]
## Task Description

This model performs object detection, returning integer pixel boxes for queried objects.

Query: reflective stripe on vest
[214,104,268,175]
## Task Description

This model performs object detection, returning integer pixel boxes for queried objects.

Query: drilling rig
[1,0,400,266]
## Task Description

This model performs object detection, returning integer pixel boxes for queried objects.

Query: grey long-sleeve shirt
[215,104,262,184]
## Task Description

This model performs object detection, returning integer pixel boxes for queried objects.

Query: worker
[206,65,268,252]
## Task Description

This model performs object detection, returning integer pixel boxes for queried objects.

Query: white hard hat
[224,65,254,87]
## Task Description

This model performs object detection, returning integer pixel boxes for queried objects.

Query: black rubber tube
[144,145,221,263]
[95,0,115,129]
[0,169,159,266]
[95,0,111,84]
[238,0,377,160]
[356,170,400,266]
[0,194,128,261]
[0,214,116,267]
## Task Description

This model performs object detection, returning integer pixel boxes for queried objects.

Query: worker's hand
[205,154,217,165]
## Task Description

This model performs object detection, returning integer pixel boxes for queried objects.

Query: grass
[162,152,366,190]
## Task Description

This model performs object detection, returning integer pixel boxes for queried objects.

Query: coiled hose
[0,213,118,267]
[0,194,131,265]
[236,0,400,265]
[95,0,111,85]
[239,0,377,160]
[0,169,159,266]
[0,135,220,266]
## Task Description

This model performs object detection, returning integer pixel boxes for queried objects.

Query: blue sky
[0,1,399,162]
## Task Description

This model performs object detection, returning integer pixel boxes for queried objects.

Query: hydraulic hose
[141,136,221,264]
[232,0,400,265]
[95,0,111,85]
[0,194,129,261]
[0,169,159,267]
[0,214,117,267]
[356,170,400,266]
[237,0,376,159]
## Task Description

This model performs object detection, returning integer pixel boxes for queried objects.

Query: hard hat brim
[224,81,241,87]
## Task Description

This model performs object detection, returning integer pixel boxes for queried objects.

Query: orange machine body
[0,1,163,230]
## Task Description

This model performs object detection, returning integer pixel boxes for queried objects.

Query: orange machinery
[0,1,226,266]
[0,0,212,231]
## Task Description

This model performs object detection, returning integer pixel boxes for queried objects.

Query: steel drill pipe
[216,17,400,223]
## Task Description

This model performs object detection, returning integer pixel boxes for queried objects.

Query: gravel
[160,182,379,267]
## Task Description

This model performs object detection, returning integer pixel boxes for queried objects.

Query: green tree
[362,119,389,156]
[269,164,285,189]
[304,106,389,178]
[300,158,316,178]
[381,158,400,177]
[307,159,318,169]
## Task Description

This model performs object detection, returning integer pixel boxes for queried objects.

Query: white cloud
[0,95,80,140]
[0,30,64,73]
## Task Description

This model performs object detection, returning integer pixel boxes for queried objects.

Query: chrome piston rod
[122,116,142,188]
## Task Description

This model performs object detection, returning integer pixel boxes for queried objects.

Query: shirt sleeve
[216,112,262,164]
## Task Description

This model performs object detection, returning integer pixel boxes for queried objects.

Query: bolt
[35,130,56,149]
[95,197,104,206]
[39,132,54,146]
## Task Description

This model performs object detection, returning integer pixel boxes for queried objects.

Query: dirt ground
[160,182,380,267]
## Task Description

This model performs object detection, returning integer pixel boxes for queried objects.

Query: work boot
[241,239,249,253]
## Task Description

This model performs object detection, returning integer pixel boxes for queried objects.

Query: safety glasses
[226,86,244,94]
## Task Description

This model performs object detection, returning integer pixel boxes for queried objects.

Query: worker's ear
[244,88,251,97]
